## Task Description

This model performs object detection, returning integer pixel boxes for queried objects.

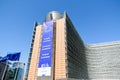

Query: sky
[0,0,120,74]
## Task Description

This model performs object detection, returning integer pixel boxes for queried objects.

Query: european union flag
[7,52,21,61]
[0,52,21,62]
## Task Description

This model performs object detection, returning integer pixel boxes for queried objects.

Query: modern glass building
[13,62,25,80]
[86,41,120,79]
[26,11,120,80]
[0,57,10,80]
[8,62,25,80]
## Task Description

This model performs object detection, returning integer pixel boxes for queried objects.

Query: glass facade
[8,62,25,80]
[66,16,89,79]
[86,41,120,79]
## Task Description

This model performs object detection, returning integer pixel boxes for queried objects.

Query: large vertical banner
[38,20,53,76]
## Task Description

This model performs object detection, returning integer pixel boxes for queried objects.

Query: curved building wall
[85,41,120,79]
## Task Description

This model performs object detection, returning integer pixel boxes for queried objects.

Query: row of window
[65,19,88,78]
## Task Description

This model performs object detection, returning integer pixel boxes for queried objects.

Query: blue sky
[0,0,120,72]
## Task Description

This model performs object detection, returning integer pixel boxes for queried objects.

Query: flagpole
[1,61,8,80]
[14,62,19,80]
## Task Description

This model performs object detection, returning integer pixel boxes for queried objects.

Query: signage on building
[38,20,53,76]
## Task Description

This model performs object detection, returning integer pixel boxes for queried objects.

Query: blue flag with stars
[0,52,21,62]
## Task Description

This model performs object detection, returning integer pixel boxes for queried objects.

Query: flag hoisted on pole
[6,52,21,61]
[0,52,21,62]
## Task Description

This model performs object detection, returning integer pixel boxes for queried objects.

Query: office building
[0,57,10,80]
[8,62,25,80]
[26,11,120,80]
[86,41,120,79]
[13,62,25,80]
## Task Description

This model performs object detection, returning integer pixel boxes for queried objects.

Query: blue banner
[38,20,53,76]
